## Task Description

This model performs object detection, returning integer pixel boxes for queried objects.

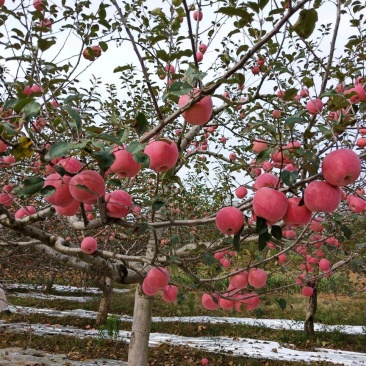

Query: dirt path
[0,347,127,366]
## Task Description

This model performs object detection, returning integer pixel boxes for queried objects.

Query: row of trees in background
[0,0,366,365]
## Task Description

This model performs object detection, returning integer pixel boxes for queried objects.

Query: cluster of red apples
[215,148,362,238]
[142,267,178,303]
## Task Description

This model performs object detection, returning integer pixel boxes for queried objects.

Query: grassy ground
[1,283,366,365]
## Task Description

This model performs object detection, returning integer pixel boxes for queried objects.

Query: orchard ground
[0,269,365,365]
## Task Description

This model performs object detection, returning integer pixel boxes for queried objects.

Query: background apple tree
[0,0,366,365]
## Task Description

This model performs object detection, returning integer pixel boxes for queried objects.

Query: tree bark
[304,284,317,337]
[128,285,153,366]
[96,277,113,326]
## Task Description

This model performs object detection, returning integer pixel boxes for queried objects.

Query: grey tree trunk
[96,277,113,326]
[304,285,317,337]
[128,285,153,366]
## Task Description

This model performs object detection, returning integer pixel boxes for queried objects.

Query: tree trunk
[96,278,113,326]
[304,285,317,337]
[128,285,153,366]
[45,270,58,291]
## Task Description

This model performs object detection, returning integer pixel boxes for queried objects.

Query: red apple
[0,140,7,153]
[106,189,132,218]
[69,170,106,204]
[193,10,203,21]
[54,199,80,216]
[302,287,313,297]
[304,181,342,213]
[300,88,309,98]
[215,206,244,235]
[92,45,102,57]
[252,187,288,223]
[162,285,178,303]
[344,85,366,103]
[56,157,82,174]
[199,44,207,54]
[81,237,98,254]
[282,197,312,226]
[15,206,36,219]
[30,84,43,94]
[196,51,203,62]
[319,258,331,271]
[241,292,260,311]
[230,270,248,289]
[356,138,366,148]
[201,293,219,310]
[44,174,74,207]
[248,268,267,288]
[252,66,260,75]
[272,109,281,118]
[144,139,179,172]
[109,146,141,178]
[219,293,235,310]
[306,98,323,115]
[278,253,286,264]
[252,139,267,153]
[322,149,361,186]
[33,0,44,11]
[178,89,213,126]
[145,267,169,290]
[235,186,248,199]
[253,173,280,190]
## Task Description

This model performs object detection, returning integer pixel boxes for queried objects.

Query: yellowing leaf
[11,136,33,159]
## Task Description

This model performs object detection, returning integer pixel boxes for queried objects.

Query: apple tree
[0,0,366,365]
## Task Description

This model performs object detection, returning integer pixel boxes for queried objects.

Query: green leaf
[126,141,144,154]
[168,82,193,96]
[152,199,166,211]
[44,141,72,161]
[99,41,108,52]
[156,49,170,62]
[38,37,56,52]
[203,253,215,266]
[41,185,56,197]
[271,225,282,240]
[216,7,253,24]
[280,170,298,187]
[233,231,241,251]
[259,0,269,10]
[92,150,115,170]
[133,151,150,168]
[258,231,270,251]
[64,106,82,134]
[185,65,207,84]
[275,298,287,310]
[292,9,318,39]
[283,88,298,101]
[340,225,352,239]
[285,116,307,126]
[13,98,34,113]
[114,65,132,73]
[13,177,44,198]
[256,216,268,235]
[134,112,149,135]
[22,100,41,120]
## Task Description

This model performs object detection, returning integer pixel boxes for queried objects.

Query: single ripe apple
[193,10,203,21]
[252,187,288,223]
[304,181,341,213]
[322,149,361,186]
[144,139,179,172]
[81,237,98,254]
[215,206,244,235]
[178,89,213,126]
[306,98,323,115]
